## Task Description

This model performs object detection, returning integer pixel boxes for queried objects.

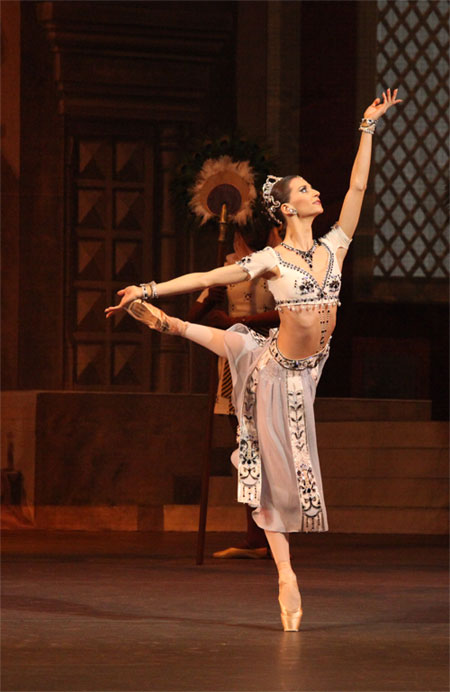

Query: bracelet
[139,281,158,301]
[140,283,150,301]
[149,281,158,299]
[359,117,377,135]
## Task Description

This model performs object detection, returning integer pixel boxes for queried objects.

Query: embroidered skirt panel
[224,324,330,533]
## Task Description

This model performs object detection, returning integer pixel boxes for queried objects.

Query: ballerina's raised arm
[335,88,402,262]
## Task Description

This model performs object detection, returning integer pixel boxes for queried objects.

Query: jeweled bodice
[235,224,352,313]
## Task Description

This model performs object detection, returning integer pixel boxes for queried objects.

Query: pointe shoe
[278,598,303,632]
[126,300,188,336]
[126,300,170,332]
[278,574,303,632]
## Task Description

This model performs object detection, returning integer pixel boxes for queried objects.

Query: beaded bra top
[235,224,352,312]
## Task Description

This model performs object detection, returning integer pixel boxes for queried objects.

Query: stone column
[1,1,21,389]
[153,125,190,393]
[266,1,301,173]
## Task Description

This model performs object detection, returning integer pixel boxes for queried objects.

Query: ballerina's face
[286,176,323,218]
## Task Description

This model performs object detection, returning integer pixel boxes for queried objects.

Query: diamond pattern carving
[112,309,141,334]
[373,0,449,279]
[78,139,108,180]
[77,240,105,280]
[114,241,142,281]
[114,190,145,230]
[76,344,106,385]
[114,141,145,182]
[68,132,155,388]
[77,189,106,229]
[76,290,106,331]
[112,344,141,385]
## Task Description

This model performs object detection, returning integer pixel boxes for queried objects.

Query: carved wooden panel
[67,132,154,389]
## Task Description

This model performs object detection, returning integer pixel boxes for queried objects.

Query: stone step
[197,446,449,506]
[5,500,447,534]
[208,476,449,508]
[211,399,432,448]
[314,397,431,421]
[213,412,440,450]
[316,421,447,448]
[319,446,448,477]
[181,420,449,505]
[209,475,236,506]
[163,504,448,534]
[2,505,167,532]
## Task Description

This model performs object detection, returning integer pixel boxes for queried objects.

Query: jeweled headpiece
[262,174,283,225]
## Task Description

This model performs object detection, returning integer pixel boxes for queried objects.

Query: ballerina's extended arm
[337,88,402,248]
[104,261,251,320]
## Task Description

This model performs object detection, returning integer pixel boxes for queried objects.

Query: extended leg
[126,300,229,357]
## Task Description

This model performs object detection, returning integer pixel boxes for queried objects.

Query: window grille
[373,0,449,279]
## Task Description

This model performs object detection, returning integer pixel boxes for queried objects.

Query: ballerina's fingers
[378,88,403,115]
[105,305,121,318]
[385,87,403,109]
[392,88,403,105]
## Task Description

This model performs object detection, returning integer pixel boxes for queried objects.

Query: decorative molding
[37,1,235,119]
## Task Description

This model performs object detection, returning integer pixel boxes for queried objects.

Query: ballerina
[105,89,402,631]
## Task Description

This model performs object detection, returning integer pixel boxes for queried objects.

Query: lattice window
[66,134,155,389]
[373,0,449,279]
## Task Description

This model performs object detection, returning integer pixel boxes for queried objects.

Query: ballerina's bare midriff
[276,306,337,360]
[265,242,344,360]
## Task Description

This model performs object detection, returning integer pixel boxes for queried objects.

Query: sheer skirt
[224,324,330,533]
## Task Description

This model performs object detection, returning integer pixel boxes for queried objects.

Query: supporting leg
[264,530,301,617]
[264,530,290,566]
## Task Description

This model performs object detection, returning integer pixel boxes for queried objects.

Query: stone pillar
[236,1,268,140]
[266,1,301,173]
[153,125,190,393]
[236,1,301,171]
[1,1,21,389]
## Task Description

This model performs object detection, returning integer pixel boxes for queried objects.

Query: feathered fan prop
[189,155,256,226]
[171,133,276,231]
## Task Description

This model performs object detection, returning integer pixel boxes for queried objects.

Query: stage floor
[2,531,448,692]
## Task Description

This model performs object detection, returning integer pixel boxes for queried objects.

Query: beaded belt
[269,337,331,370]
[275,298,341,311]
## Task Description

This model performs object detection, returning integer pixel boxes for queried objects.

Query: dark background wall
[2,0,448,417]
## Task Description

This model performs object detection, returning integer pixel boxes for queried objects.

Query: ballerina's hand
[104,285,143,319]
[364,88,403,121]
